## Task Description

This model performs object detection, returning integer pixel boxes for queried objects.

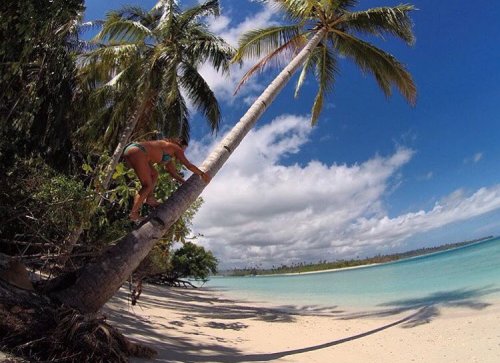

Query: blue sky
[84,0,500,268]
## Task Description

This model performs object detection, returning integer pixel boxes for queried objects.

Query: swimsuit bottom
[124,142,172,162]
[123,142,146,155]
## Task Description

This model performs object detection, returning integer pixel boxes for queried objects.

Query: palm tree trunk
[51,29,327,313]
[56,225,84,267]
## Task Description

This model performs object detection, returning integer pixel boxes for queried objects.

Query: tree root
[0,280,156,362]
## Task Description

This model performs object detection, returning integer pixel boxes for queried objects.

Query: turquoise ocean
[206,238,500,310]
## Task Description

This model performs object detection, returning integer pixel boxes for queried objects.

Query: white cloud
[207,14,231,33]
[188,115,500,269]
[199,2,280,102]
[464,152,483,164]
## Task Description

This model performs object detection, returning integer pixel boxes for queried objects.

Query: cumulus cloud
[187,115,500,269]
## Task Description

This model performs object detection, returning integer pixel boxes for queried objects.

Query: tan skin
[123,139,211,221]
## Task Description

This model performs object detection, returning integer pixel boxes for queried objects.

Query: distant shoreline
[220,235,496,277]
[274,236,497,277]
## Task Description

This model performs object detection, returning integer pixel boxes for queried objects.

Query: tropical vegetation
[80,0,233,191]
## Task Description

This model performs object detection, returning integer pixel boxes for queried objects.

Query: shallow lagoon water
[207,238,500,309]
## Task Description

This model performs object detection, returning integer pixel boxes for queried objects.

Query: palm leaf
[95,13,153,43]
[158,81,191,142]
[310,42,337,125]
[182,27,234,73]
[336,0,359,10]
[180,63,221,132]
[232,25,302,62]
[79,44,142,83]
[235,33,307,94]
[271,0,318,21]
[157,66,191,141]
[115,6,151,22]
[179,0,220,28]
[332,31,416,105]
[155,0,180,33]
[294,40,322,98]
[343,5,416,44]
[84,43,140,63]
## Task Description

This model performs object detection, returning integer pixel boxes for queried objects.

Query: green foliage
[0,151,204,275]
[0,158,93,265]
[33,175,95,231]
[78,0,235,151]
[0,0,85,168]
[170,242,218,282]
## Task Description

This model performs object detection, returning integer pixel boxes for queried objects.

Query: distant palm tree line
[225,236,495,276]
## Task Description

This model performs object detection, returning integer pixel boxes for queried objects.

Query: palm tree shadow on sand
[105,284,499,362]
[339,285,500,328]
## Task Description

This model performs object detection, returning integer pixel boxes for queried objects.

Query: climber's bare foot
[129,211,143,222]
[145,197,160,207]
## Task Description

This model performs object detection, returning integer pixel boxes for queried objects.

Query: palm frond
[179,63,221,133]
[158,79,191,142]
[294,58,311,98]
[152,0,179,13]
[311,88,324,126]
[332,31,416,105]
[182,28,234,73]
[271,0,319,21]
[154,0,180,33]
[115,6,151,22]
[95,13,153,43]
[310,42,337,124]
[336,0,359,10]
[79,44,141,79]
[179,0,220,28]
[294,41,323,97]
[232,25,303,63]
[343,5,416,44]
[149,94,189,142]
[235,34,307,94]
[78,20,105,34]
[134,93,158,137]
[314,43,336,93]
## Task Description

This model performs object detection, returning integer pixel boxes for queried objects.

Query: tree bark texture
[51,29,327,313]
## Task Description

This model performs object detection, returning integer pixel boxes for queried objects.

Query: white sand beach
[104,284,500,363]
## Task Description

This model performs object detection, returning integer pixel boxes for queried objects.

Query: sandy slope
[104,284,500,363]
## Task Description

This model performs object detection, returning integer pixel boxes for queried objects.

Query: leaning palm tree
[50,0,417,313]
[80,0,234,192]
